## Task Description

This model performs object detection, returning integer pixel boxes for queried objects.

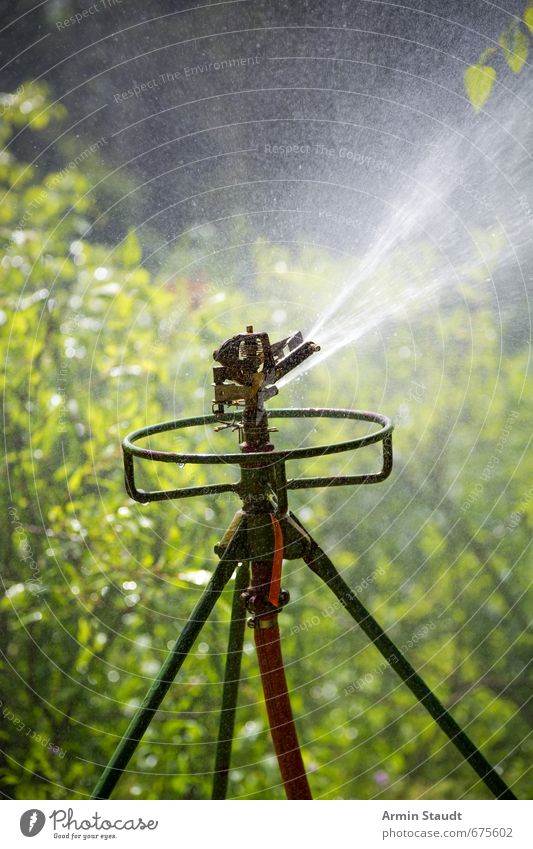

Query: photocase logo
[20,809,46,837]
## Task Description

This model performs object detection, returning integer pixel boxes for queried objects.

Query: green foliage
[0,82,66,144]
[524,6,533,33]
[464,4,533,109]
[463,63,497,112]
[499,22,529,73]
[1,85,531,801]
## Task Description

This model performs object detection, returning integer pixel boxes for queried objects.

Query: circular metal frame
[122,408,393,502]
[123,407,392,464]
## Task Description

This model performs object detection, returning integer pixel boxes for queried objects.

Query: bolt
[279,589,290,606]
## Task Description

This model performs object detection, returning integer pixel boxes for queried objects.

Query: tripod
[91,406,515,801]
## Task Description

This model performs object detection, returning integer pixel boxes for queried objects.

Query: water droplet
[178,462,185,468]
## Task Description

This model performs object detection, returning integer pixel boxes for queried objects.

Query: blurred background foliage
[1,82,531,802]
[464,1,533,110]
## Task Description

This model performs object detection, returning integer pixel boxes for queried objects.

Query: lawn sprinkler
[212,326,320,450]
[92,326,515,801]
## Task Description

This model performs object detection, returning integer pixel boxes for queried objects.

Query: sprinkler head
[212,326,320,415]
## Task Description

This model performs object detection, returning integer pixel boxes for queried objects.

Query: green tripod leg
[292,513,516,800]
[91,519,246,800]
[211,561,250,799]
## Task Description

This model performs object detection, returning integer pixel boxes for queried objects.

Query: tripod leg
[293,514,516,800]
[211,560,250,799]
[247,560,313,800]
[254,614,313,799]
[91,521,246,800]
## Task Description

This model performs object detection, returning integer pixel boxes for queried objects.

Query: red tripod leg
[248,561,312,800]
[254,618,312,799]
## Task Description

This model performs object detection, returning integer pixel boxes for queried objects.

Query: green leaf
[524,6,533,34]
[77,618,91,646]
[499,24,529,73]
[464,63,497,110]
[121,229,142,266]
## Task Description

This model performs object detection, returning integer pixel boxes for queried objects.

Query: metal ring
[122,408,393,466]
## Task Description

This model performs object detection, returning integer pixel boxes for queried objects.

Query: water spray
[92,328,515,801]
